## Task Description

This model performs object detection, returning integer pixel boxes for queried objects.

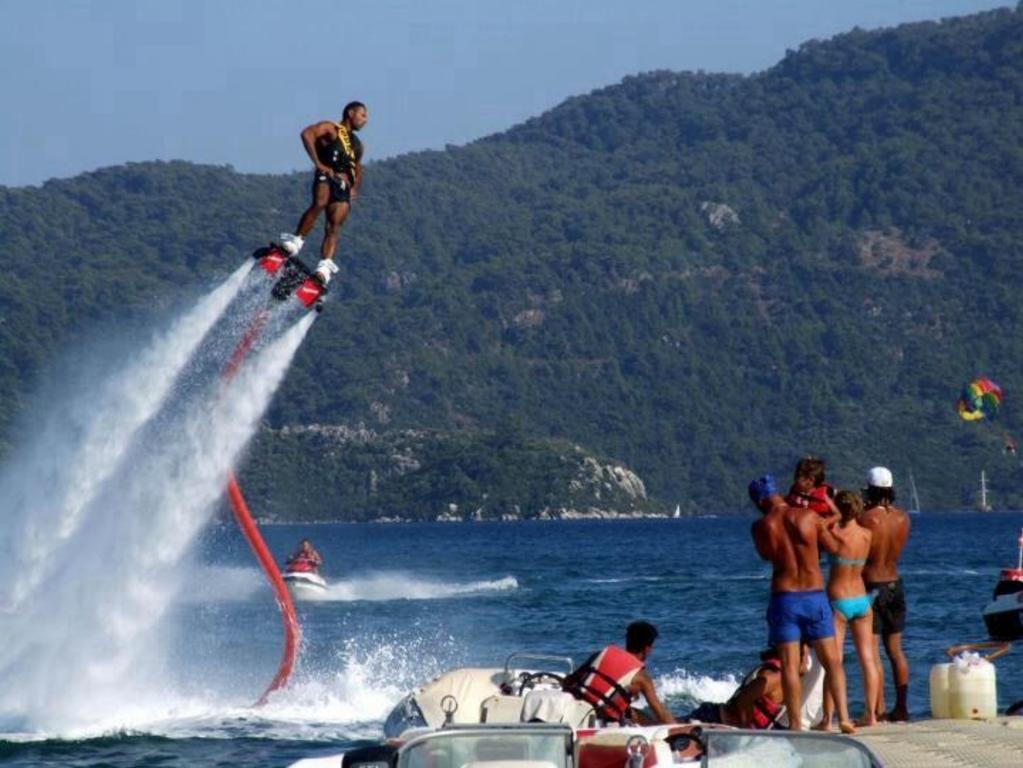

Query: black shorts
[685,702,722,723]
[867,578,906,636]
[313,171,351,205]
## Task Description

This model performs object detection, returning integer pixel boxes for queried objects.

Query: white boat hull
[283,571,328,600]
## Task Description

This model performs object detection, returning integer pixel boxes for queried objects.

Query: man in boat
[859,466,911,722]
[562,620,676,725]
[275,101,368,287]
[749,474,855,733]
[286,539,323,574]
[786,456,839,519]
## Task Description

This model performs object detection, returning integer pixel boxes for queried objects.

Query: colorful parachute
[957,377,1003,421]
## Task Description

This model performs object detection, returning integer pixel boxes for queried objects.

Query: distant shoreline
[252,513,731,525]
[247,508,1021,525]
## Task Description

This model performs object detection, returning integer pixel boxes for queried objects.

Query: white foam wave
[0,290,315,734]
[300,573,519,602]
[1,635,456,743]
[656,668,739,705]
[0,261,254,611]
[900,567,982,577]
[179,565,266,602]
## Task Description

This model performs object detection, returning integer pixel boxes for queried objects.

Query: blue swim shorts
[767,590,834,645]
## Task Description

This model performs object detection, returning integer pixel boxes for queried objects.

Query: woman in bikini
[814,490,881,729]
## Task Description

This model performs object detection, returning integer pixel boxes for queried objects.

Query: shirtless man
[749,474,855,733]
[277,101,368,286]
[859,466,911,721]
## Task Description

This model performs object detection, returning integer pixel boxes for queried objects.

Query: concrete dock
[852,717,1023,766]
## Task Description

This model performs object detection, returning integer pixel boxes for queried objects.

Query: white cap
[867,466,893,488]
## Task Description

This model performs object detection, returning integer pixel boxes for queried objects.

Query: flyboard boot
[314,259,339,286]
[251,234,326,311]
[252,233,303,274]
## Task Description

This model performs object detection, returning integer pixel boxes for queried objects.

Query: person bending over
[563,620,676,725]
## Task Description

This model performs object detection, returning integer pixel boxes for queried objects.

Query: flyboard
[222,244,327,705]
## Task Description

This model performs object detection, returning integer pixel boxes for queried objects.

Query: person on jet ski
[286,539,323,574]
[562,620,676,725]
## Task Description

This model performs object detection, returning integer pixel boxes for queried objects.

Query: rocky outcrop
[239,424,659,522]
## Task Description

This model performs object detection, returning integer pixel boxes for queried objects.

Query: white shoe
[279,233,304,256]
[315,259,339,285]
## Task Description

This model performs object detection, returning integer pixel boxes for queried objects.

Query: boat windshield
[399,726,574,768]
[703,730,880,767]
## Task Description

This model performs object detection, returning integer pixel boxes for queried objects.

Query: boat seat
[520,690,595,728]
[480,694,526,723]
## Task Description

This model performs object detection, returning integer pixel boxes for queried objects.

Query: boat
[978,470,993,513]
[290,705,880,768]
[283,567,328,600]
[907,471,921,515]
[982,527,1023,641]
[289,663,876,768]
[672,505,681,519]
[383,651,825,739]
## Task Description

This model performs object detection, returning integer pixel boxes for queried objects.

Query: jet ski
[282,558,328,601]
[982,527,1023,641]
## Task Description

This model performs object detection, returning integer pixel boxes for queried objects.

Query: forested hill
[2,5,1022,517]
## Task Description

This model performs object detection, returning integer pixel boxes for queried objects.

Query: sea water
[1,513,1019,766]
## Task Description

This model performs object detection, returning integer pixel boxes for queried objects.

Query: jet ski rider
[286,539,323,574]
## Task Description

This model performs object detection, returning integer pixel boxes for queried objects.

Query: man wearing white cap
[860,466,911,722]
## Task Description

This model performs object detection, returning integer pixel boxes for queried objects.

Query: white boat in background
[672,505,681,519]
[283,569,328,600]
[982,527,1023,641]
[908,471,921,515]
[978,470,993,513]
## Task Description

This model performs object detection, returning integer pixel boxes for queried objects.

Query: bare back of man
[860,494,911,721]
[750,482,855,734]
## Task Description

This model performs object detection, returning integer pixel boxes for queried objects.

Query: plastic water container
[948,656,997,719]
[929,663,952,718]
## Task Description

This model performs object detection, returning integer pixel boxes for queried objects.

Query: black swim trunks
[312,170,351,205]
[867,578,906,636]
[685,701,722,724]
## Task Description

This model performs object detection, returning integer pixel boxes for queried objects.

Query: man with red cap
[749,474,854,733]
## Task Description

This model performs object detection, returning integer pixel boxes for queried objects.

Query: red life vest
[748,658,784,729]
[286,555,317,573]
[787,484,835,517]
[562,646,643,723]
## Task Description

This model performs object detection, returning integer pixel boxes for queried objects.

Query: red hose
[221,303,300,705]
[226,471,300,705]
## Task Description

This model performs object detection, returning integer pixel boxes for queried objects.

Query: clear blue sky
[0,0,1008,187]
